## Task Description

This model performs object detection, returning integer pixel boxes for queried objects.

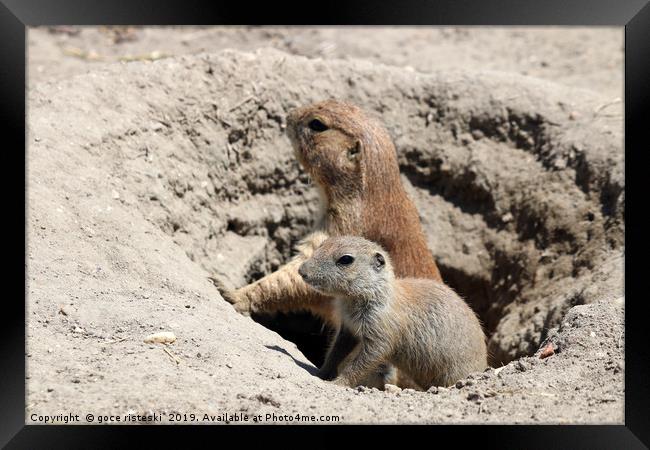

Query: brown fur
[220,100,441,324]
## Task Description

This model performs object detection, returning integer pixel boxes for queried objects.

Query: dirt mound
[29,27,623,98]
[27,49,624,423]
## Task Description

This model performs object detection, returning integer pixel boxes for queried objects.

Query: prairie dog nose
[298,264,307,280]
[298,262,310,281]
[286,109,301,131]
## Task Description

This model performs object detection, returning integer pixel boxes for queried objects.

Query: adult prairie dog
[217,99,443,388]
[298,236,487,389]
[221,99,441,322]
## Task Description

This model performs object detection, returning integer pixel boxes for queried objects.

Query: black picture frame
[2,0,647,447]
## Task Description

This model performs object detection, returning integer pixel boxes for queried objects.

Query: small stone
[516,359,530,372]
[111,190,120,200]
[143,332,176,344]
[384,383,401,394]
[427,386,439,394]
[467,392,483,403]
[501,213,513,223]
[539,343,555,359]
[455,380,465,389]
[471,129,484,140]
[226,363,233,369]
[47,387,54,392]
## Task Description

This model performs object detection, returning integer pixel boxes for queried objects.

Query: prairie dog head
[286,100,397,198]
[298,236,394,299]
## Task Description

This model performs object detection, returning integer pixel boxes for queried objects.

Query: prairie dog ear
[347,139,362,161]
[374,252,386,271]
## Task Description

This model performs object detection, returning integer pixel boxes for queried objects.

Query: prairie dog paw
[231,295,252,316]
[209,277,252,316]
[317,367,337,381]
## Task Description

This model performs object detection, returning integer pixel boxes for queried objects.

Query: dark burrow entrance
[252,311,331,368]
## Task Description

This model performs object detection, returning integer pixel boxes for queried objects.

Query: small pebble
[516,360,530,372]
[143,332,176,344]
[471,129,484,140]
[539,343,555,359]
[384,383,401,394]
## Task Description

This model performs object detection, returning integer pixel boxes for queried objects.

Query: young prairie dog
[298,236,487,389]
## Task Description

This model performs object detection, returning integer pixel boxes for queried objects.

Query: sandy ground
[28,26,623,98]
[26,27,624,424]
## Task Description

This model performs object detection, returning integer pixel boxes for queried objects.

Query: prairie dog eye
[336,254,355,266]
[308,118,328,132]
[374,253,386,270]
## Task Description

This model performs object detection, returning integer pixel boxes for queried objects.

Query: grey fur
[299,236,488,389]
